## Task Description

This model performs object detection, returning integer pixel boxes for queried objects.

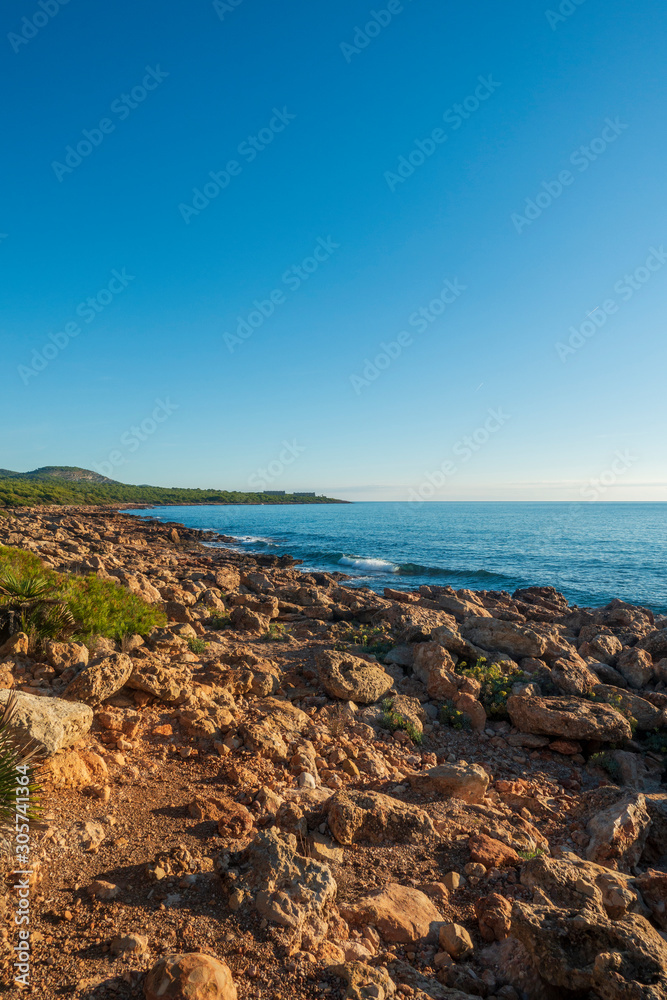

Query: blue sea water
[125,502,667,613]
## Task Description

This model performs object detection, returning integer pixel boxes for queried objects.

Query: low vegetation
[0,476,344,509]
[333,624,394,658]
[0,545,165,643]
[261,622,291,642]
[440,699,472,731]
[379,698,423,744]
[455,657,525,719]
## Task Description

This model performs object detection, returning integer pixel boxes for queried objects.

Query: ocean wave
[234,535,279,546]
[338,555,399,573]
[397,562,511,582]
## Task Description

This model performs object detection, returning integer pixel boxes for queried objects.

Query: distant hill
[0,467,347,508]
[0,466,119,484]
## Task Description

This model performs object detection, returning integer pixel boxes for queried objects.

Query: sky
[1,0,666,501]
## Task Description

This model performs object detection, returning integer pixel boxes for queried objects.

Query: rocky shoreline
[1,505,667,999]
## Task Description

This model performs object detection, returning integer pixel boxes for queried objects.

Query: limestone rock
[579,633,623,664]
[586,792,651,870]
[144,953,237,1000]
[550,656,599,696]
[511,901,667,999]
[475,893,512,942]
[45,749,108,789]
[638,628,667,659]
[408,763,489,804]
[328,789,435,846]
[460,617,548,659]
[328,962,396,1000]
[591,684,665,731]
[0,689,92,755]
[438,921,474,958]
[63,652,132,705]
[468,833,519,868]
[341,884,444,944]
[43,640,88,674]
[616,647,654,688]
[126,660,192,703]
[507,693,632,742]
[243,829,336,938]
[316,650,393,704]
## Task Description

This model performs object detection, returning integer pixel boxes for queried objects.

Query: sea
[125,502,667,614]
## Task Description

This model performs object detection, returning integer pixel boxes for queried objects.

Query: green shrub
[440,699,472,731]
[379,698,423,745]
[261,622,290,642]
[207,613,232,630]
[518,848,545,860]
[589,751,621,782]
[187,637,208,654]
[0,545,165,642]
[643,731,667,755]
[333,624,394,658]
[455,657,525,719]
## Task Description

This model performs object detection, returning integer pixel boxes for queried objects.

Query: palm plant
[0,691,42,843]
[0,568,77,643]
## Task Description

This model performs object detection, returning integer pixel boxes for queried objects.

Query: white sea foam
[339,555,398,573]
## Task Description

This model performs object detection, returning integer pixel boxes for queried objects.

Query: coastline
[1,505,666,997]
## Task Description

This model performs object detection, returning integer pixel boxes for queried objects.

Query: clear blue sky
[1,0,665,500]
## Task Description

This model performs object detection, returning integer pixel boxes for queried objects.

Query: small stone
[439,922,474,959]
[443,871,462,890]
[110,933,148,956]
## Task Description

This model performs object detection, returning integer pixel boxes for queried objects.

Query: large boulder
[327,789,435,846]
[638,628,667,659]
[616,647,654,688]
[0,690,92,756]
[340,883,444,944]
[408,763,489,804]
[586,792,651,870]
[511,901,667,999]
[579,633,623,664]
[43,640,89,674]
[507,693,632,742]
[550,656,599,696]
[242,829,336,940]
[316,650,393,704]
[144,953,237,1000]
[126,660,192,703]
[63,652,132,705]
[412,642,459,699]
[591,684,665,731]
[460,617,548,659]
